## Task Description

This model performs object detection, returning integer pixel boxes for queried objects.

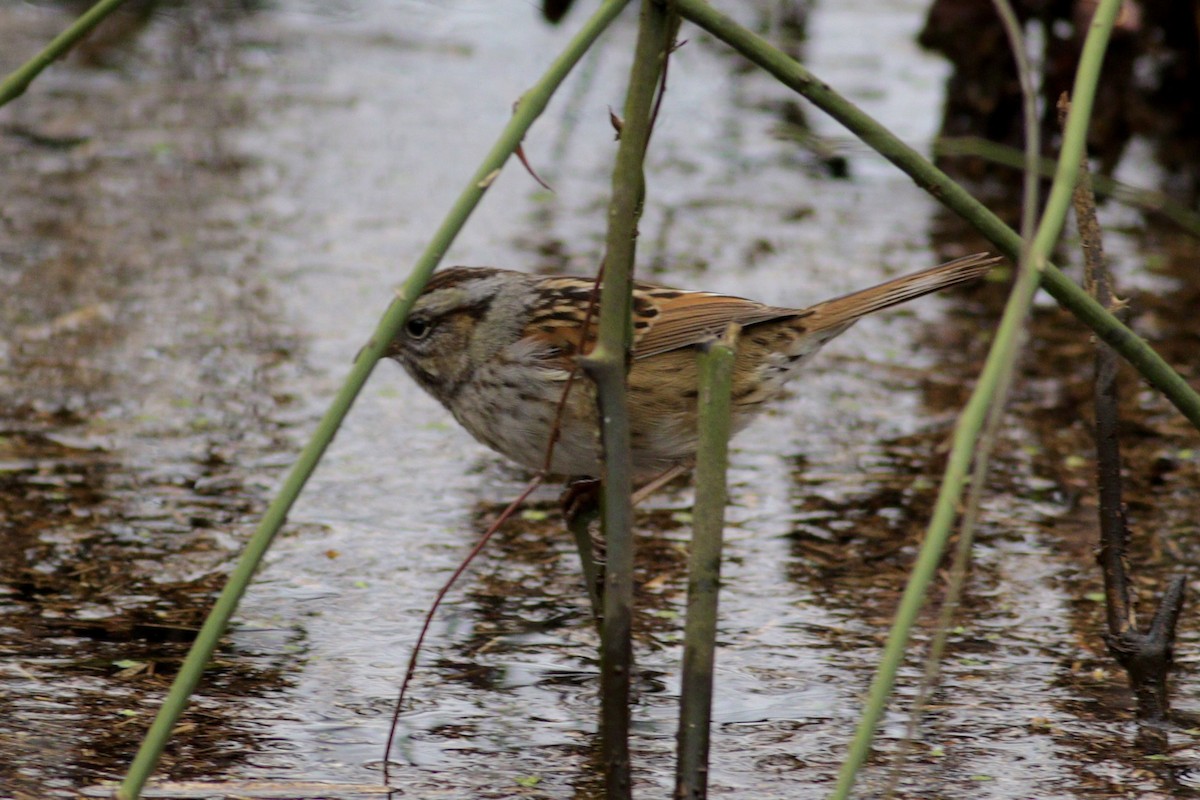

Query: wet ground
[2,1,1200,798]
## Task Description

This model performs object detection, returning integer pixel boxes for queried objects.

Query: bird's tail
[805,252,1001,331]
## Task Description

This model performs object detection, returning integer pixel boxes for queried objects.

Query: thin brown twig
[546,6,678,485]
[381,270,590,772]
[382,474,545,781]
[382,226,598,785]
[541,264,604,474]
[551,18,682,623]
[383,12,686,784]
[1059,92,1187,731]
[1058,93,1134,635]
[552,269,605,619]
[550,14,678,480]
[515,142,555,192]
[644,24,682,153]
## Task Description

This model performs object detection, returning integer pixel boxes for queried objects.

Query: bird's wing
[631,284,806,359]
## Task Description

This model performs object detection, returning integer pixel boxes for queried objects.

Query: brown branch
[382,475,544,781]
[1059,93,1187,730]
[1057,94,1135,638]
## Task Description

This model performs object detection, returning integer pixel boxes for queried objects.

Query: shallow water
[2,1,1199,798]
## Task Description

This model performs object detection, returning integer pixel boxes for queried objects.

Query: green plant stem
[995,0,1041,259]
[933,137,1200,238]
[116,2,633,797]
[888,1,1040,793]
[848,0,1123,795]
[673,1,1145,797]
[675,331,736,800]
[833,250,1040,800]
[0,0,129,106]
[578,3,674,796]
[567,505,603,621]
[1031,5,1118,257]
[672,0,1200,431]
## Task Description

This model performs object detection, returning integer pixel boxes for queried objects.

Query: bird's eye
[405,316,432,340]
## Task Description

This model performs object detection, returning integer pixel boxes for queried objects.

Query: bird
[386,253,999,481]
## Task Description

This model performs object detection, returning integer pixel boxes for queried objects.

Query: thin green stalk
[998,0,1041,261]
[117,2,633,797]
[831,250,1041,800]
[568,506,603,621]
[675,330,736,800]
[672,1,1144,797]
[673,0,1200,432]
[832,0,1123,795]
[887,2,1040,793]
[933,137,1200,238]
[578,3,674,796]
[0,0,129,106]
[1031,5,1119,258]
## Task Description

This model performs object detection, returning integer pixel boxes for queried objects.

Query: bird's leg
[562,478,603,620]
[560,464,691,622]
[559,462,690,518]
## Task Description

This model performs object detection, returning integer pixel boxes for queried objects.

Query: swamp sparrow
[387,254,999,480]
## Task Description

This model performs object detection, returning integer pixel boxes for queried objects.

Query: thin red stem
[382,474,545,781]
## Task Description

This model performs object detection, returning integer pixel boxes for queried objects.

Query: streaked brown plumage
[387,253,999,478]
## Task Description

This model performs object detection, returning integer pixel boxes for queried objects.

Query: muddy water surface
[2,1,1199,798]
